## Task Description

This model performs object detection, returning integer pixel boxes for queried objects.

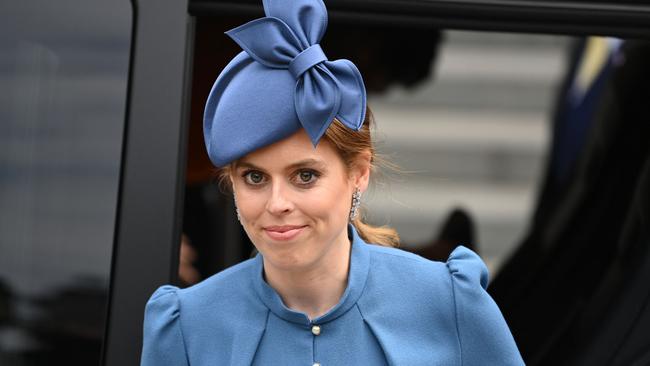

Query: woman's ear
[351,150,372,193]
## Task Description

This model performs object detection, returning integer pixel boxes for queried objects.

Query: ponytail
[352,212,400,248]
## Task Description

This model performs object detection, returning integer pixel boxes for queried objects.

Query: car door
[112,0,650,365]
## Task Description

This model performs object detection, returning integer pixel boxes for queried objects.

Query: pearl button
[311,325,321,336]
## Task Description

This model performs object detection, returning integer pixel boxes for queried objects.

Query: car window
[182,16,568,277]
[361,30,568,272]
[0,1,131,365]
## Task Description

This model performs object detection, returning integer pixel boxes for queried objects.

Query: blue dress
[141,225,524,365]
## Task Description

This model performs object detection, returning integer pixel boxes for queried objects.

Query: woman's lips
[263,225,307,241]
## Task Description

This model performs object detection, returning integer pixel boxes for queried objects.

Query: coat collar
[252,224,371,326]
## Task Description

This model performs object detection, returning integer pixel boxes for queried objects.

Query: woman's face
[230,129,369,272]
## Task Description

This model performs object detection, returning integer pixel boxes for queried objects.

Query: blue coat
[141,225,524,365]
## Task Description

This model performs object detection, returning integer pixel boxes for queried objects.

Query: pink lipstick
[263,225,307,241]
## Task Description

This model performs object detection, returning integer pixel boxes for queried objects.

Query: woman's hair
[215,106,400,248]
[321,107,400,247]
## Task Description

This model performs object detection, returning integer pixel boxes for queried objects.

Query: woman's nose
[265,183,294,215]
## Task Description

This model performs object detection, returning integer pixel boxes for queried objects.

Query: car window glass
[365,30,570,272]
[0,1,131,365]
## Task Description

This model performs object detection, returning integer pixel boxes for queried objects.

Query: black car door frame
[103,0,193,365]
[103,1,650,365]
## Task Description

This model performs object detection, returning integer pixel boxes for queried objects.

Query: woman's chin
[260,246,314,271]
[266,254,308,271]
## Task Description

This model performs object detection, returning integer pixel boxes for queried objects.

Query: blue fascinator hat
[203,0,367,167]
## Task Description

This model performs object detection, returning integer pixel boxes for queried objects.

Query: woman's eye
[244,171,265,184]
[296,170,318,184]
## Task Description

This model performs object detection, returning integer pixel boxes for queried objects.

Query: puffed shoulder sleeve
[140,285,189,366]
[447,246,525,366]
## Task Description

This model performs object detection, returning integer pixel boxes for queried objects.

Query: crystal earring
[349,187,361,222]
[233,194,241,223]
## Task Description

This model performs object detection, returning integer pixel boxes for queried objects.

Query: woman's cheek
[308,188,342,220]
[237,189,264,222]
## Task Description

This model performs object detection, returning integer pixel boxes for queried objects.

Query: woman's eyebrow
[286,159,327,170]
[234,161,263,171]
[235,159,326,171]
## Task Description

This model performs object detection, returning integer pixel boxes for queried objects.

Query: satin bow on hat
[225,0,367,145]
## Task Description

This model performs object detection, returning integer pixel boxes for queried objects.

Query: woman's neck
[263,231,352,321]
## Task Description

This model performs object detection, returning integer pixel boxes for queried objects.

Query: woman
[141,0,524,364]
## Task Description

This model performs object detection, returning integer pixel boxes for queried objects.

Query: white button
[311,325,321,336]
[313,363,321,366]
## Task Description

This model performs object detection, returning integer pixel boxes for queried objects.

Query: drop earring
[233,194,241,223]
[349,187,361,222]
